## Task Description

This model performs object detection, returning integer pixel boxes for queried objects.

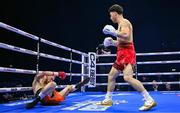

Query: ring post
[81,54,85,92]
[88,52,96,88]
[135,63,138,79]
[36,37,41,73]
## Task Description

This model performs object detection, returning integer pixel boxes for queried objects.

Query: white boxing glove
[103,37,115,47]
[103,25,117,37]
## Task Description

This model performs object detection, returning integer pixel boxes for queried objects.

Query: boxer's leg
[25,82,56,109]
[123,64,146,92]
[123,64,157,111]
[59,77,90,97]
[97,66,119,106]
[39,82,56,98]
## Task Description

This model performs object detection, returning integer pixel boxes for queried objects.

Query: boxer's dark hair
[108,4,123,15]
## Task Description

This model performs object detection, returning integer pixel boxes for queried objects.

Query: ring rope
[0,42,84,65]
[96,60,180,66]
[0,81,179,93]
[0,67,36,74]
[0,22,87,56]
[0,67,88,77]
[97,51,180,57]
[137,60,180,64]
[0,85,67,93]
[96,81,180,86]
[96,72,180,76]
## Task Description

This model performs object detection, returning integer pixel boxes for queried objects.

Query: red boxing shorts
[113,42,136,71]
[41,90,65,105]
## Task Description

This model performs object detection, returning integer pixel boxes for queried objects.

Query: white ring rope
[0,87,33,93]
[0,85,68,93]
[0,67,88,76]
[0,22,87,56]
[97,54,116,57]
[138,72,180,76]
[96,60,180,66]
[96,63,113,66]
[96,72,180,76]
[97,51,180,57]
[0,42,37,56]
[0,42,85,65]
[2,41,178,66]
[0,81,179,93]
[0,22,39,40]
[0,67,36,74]
[137,60,180,64]
[96,81,180,86]
[136,51,180,56]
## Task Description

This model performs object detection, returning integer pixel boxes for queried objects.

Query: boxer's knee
[123,76,133,82]
[108,67,119,81]
[48,81,57,89]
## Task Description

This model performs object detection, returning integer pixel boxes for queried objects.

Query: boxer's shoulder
[122,19,132,29]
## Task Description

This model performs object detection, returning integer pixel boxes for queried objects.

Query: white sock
[141,90,153,102]
[105,91,112,100]
[38,92,46,99]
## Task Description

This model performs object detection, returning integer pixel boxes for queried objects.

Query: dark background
[1,0,180,52]
[0,0,180,91]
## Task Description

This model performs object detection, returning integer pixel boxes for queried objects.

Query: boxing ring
[0,22,180,113]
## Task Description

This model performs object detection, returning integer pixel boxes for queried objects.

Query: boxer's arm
[113,40,118,46]
[35,71,59,80]
[35,71,66,81]
[116,22,130,39]
[39,71,54,76]
[39,71,65,78]
[34,71,54,81]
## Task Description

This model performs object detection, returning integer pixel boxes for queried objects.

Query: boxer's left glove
[58,71,66,80]
[103,25,118,37]
[103,37,115,47]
